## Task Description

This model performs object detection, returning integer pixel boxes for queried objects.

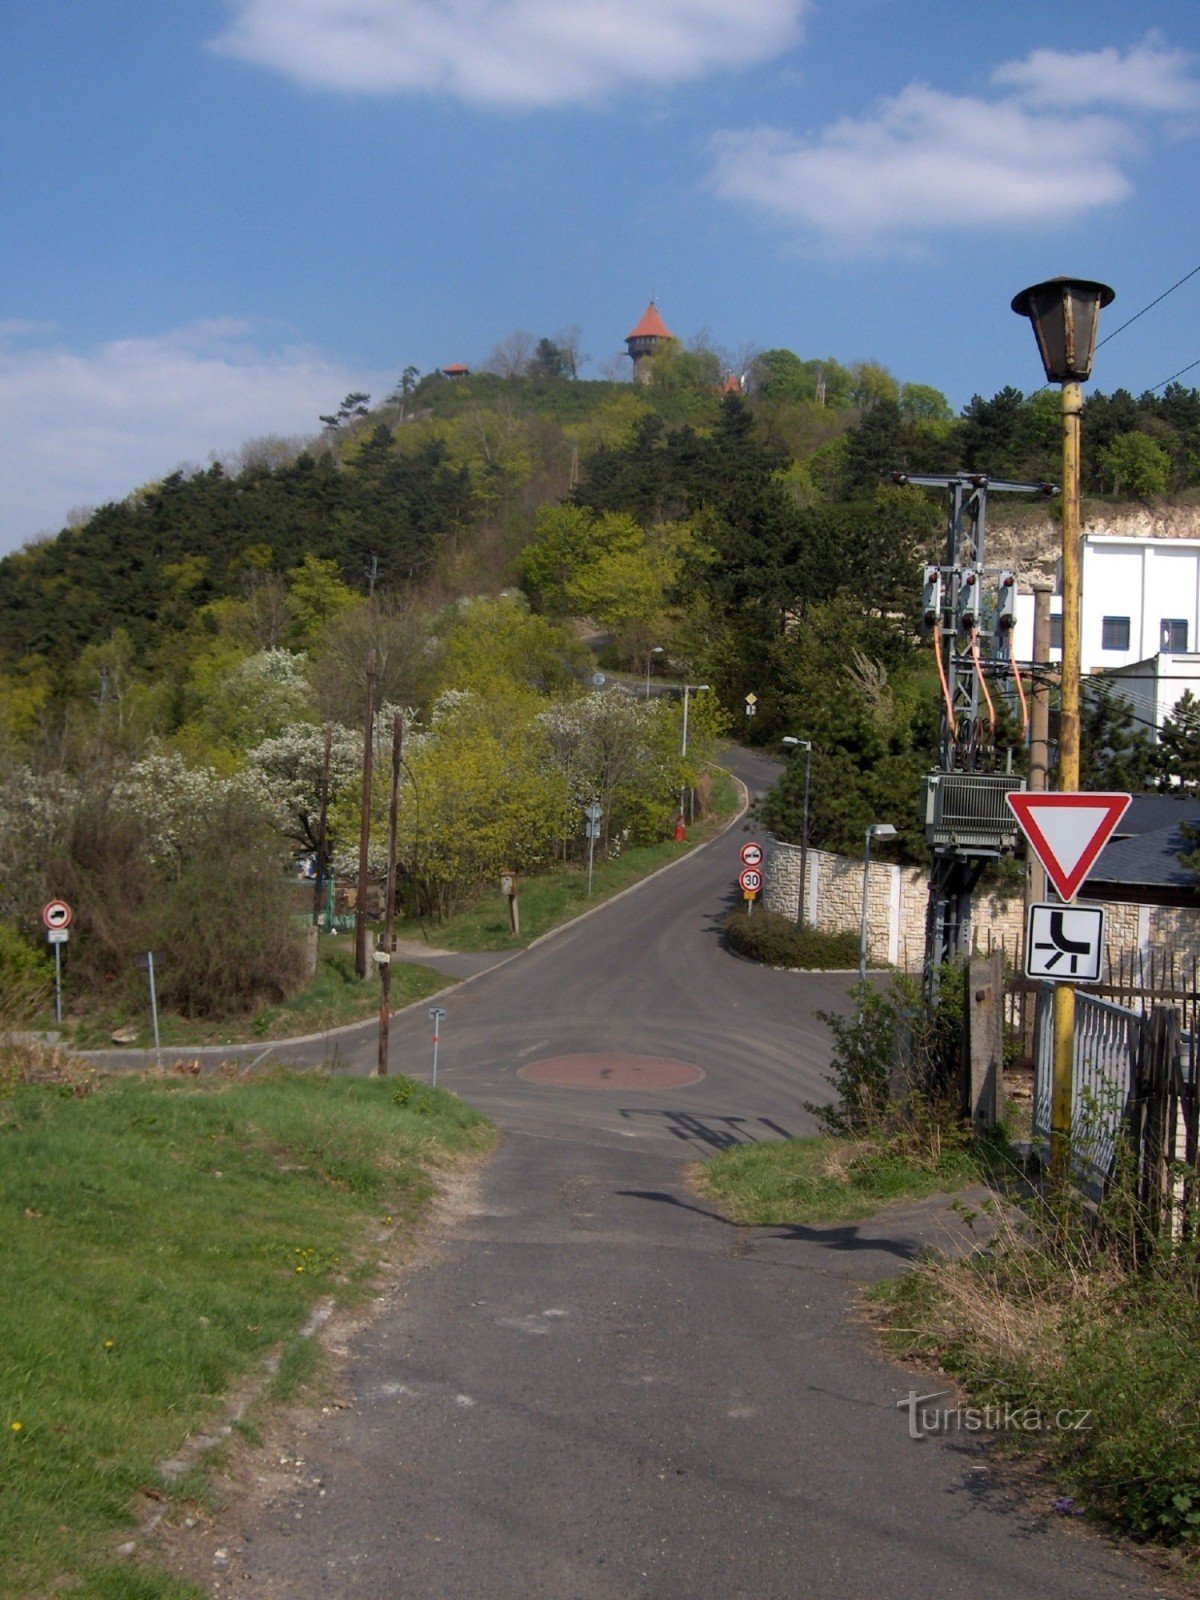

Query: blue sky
[3,0,1200,556]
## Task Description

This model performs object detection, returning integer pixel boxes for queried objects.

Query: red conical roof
[625,301,672,342]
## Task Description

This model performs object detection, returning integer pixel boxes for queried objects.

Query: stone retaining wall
[763,835,1182,972]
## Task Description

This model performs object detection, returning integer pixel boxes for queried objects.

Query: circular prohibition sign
[739,841,764,868]
[42,899,73,931]
[738,867,762,895]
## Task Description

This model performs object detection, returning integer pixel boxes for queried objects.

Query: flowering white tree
[246,721,362,853]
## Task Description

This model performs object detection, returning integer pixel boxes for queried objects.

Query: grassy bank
[52,936,452,1051]
[874,1208,1200,1556]
[699,1133,988,1225]
[0,1055,493,1599]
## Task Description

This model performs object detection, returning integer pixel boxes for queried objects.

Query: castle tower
[625,300,673,384]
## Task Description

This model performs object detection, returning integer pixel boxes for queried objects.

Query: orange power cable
[933,629,956,738]
[969,628,996,742]
[1011,652,1029,743]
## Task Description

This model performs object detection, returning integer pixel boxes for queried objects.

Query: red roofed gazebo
[625,300,673,384]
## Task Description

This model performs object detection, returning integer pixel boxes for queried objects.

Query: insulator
[996,570,1017,635]
[921,565,942,632]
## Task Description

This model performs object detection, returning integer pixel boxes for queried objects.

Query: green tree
[1155,691,1200,787]
[433,594,584,696]
[1096,432,1172,498]
[1079,681,1154,791]
[287,555,357,647]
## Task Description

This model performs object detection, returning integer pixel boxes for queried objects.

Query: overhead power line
[1096,262,1200,353]
[1146,355,1200,394]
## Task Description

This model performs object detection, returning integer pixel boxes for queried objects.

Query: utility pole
[1012,275,1114,1184]
[354,649,377,979]
[1026,585,1052,907]
[313,722,332,928]
[377,713,403,1076]
[897,472,1045,989]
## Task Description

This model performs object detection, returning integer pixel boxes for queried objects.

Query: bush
[0,920,52,1027]
[725,909,859,969]
[813,968,965,1136]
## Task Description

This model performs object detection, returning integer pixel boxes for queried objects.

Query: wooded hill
[3,355,1199,683]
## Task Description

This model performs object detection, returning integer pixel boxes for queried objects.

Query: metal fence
[1031,985,1143,1195]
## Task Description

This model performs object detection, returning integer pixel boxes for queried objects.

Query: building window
[1102,616,1131,651]
[1049,614,1063,651]
[1161,618,1189,653]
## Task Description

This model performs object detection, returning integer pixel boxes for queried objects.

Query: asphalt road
[173,752,1165,1599]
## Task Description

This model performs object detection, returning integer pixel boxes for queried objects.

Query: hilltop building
[625,301,673,384]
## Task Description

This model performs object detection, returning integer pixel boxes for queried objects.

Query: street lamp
[781,737,812,926]
[680,683,710,824]
[1012,275,1114,1182]
[645,645,665,699]
[859,822,897,987]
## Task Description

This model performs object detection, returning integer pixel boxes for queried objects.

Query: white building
[1012,535,1200,673]
[1010,535,1200,736]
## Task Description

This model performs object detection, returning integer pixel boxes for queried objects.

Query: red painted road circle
[517,1053,705,1091]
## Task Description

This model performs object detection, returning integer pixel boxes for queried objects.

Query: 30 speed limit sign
[42,899,72,931]
[738,867,762,895]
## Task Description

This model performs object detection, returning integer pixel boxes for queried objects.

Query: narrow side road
[163,750,1166,1598]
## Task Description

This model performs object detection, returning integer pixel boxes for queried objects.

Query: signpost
[744,692,757,719]
[1007,790,1130,1177]
[429,1006,447,1086]
[42,900,72,1025]
[1005,792,1130,904]
[584,802,603,896]
[135,950,162,1067]
[739,866,762,912]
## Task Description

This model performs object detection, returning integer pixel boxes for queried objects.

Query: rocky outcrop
[987,502,1200,588]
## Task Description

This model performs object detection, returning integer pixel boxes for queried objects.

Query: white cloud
[0,323,387,557]
[992,35,1200,114]
[210,0,809,107]
[708,38,1198,252]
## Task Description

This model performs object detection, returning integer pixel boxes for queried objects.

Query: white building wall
[1012,536,1200,680]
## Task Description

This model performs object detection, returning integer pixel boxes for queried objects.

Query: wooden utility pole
[1051,379,1083,1182]
[313,722,333,928]
[354,649,377,979]
[1026,585,1052,908]
[378,713,403,1076]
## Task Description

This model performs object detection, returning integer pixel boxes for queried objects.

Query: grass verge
[872,1202,1200,1557]
[49,936,452,1051]
[699,1132,989,1225]
[0,1052,493,1599]
[394,765,740,953]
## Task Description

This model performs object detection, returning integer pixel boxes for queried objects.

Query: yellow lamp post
[1011,276,1114,1181]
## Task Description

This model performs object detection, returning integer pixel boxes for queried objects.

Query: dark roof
[1085,793,1200,890]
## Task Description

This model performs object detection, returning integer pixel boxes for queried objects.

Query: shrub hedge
[725,909,860,969]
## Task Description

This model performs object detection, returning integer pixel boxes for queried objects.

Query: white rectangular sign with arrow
[1025,902,1105,983]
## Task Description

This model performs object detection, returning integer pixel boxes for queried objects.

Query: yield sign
[1005,792,1131,902]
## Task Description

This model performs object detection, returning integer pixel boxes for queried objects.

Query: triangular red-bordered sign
[1005,792,1132,902]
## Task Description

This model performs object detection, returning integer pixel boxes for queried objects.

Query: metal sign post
[46,929,68,1022]
[429,1006,447,1086]
[584,803,603,896]
[738,866,762,915]
[136,951,162,1068]
[42,901,73,1026]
